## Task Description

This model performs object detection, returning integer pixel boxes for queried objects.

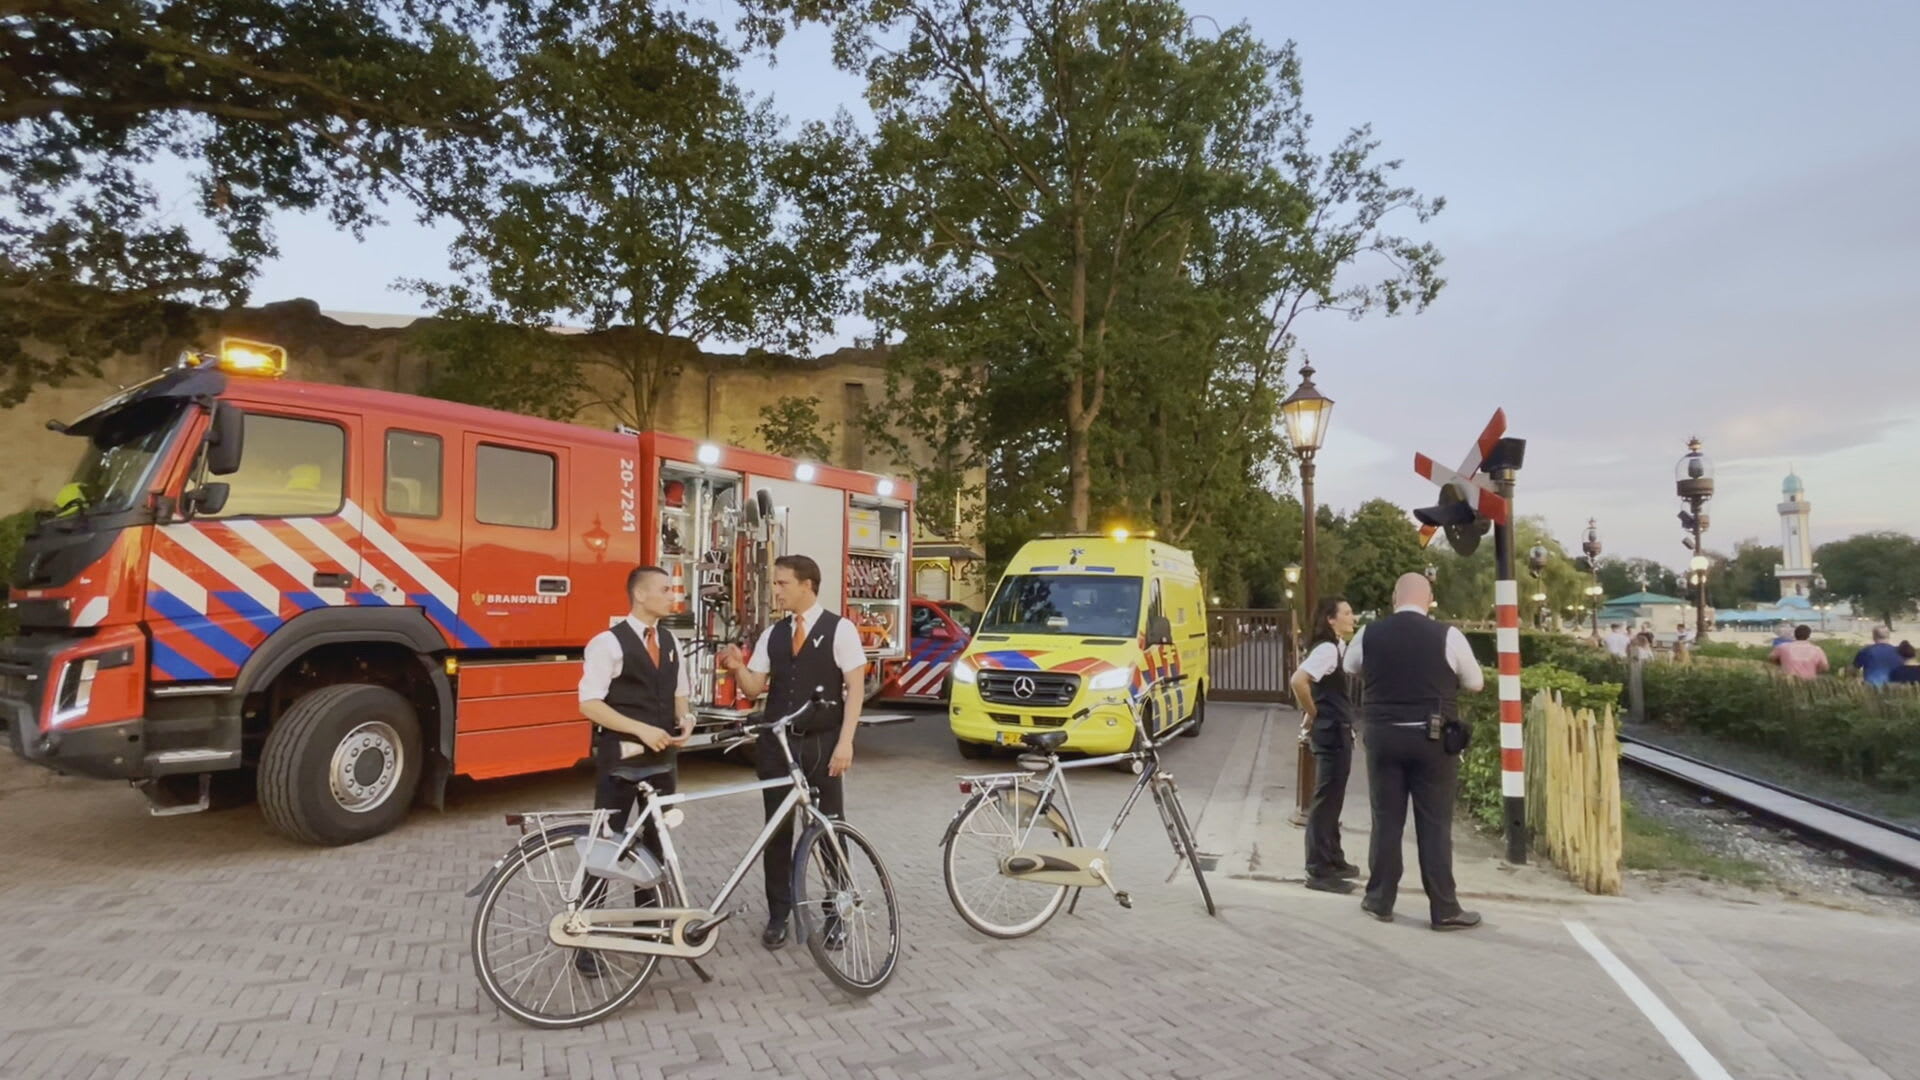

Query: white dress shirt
[1298,640,1345,682]
[579,614,691,703]
[1341,605,1485,691]
[748,601,868,674]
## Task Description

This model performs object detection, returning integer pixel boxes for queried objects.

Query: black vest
[765,609,848,733]
[600,619,680,735]
[1308,640,1353,731]
[1359,610,1459,724]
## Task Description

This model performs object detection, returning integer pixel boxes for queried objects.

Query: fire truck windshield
[979,574,1143,638]
[58,398,185,516]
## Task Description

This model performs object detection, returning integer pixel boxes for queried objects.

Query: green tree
[414,0,861,429]
[756,396,836,461]
[1816,532,1920,628]
[1706,539,1783,608]
[1337,499,1424,615]
[821,0,1441,531]
[411,316,582,420]
[0,0,496,405]
[1596,556,1683,598]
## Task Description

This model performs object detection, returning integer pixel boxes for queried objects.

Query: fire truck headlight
[795,462,817,483]
[876,478,895,497]
[696,443,721,465]
[51,657,100,726]
[951,659,978,685]
[1088,666,1133,692]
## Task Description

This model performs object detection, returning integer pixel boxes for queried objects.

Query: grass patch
[1621,803,1768,887]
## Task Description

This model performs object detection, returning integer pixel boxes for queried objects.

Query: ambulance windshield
[980,574,1142,638]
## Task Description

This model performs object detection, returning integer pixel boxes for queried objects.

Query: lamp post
[1581,518,1603,638]
[1675,437,1714,642]
[1280,367,1332,831]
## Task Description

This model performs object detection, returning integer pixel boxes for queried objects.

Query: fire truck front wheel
[259,684,423,846]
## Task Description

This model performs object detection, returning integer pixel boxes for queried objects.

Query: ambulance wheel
[956,738,990,760]
[1179,688,1205,737]
[259,684,422,846]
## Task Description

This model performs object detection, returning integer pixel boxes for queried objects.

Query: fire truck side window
[384,430,442,518]
[474,444,555,529]
[202,414,345,520]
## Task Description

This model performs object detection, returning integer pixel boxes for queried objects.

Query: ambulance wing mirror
[1146,615,1174,647]
[206,402,245,476]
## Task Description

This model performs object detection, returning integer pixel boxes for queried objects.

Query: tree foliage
[411,0,863,429]
[756,395,836,461]
[1705,539,1783,609]
[1815,532,1920,628]
[1333,499,1424,615]
[807,0,1442,538]
[0,0,496,405]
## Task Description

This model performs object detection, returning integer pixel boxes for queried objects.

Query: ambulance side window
[202,414,345,520]
[474,444,555,529]
[1146,580,1165,626]
[384,430,442,518]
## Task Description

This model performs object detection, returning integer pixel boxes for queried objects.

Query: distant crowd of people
[1595,618,1919,685]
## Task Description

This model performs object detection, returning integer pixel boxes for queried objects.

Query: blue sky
[238,0,1919,569]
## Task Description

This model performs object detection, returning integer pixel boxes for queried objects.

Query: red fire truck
[0,341,912,845]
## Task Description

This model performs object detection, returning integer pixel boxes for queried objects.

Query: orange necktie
[791,613,806,656]
[644,626,659,667]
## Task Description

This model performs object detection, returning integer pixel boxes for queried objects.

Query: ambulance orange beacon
[0,340,912,845]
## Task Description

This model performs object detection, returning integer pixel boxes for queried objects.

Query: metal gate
[1206,609,1297,702]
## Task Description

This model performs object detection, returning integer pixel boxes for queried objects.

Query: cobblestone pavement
[0,704,1910,1079]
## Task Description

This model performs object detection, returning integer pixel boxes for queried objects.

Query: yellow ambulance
[949,533,1210,756]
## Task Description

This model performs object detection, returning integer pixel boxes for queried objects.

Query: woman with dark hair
[1891,641,1920,685]
[1288,596,1360,892]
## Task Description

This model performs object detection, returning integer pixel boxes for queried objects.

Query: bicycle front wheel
[1157,780,1217,917]
[795,821,900,995]
[471,827,673,1028]
[941,787,1076,939]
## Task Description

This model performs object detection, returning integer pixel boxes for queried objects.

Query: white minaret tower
[1775,471,1815,598]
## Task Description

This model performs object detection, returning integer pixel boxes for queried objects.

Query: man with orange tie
[719,554,867,950]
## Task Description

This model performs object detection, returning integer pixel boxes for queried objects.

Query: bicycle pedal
[1114,891,1133,909]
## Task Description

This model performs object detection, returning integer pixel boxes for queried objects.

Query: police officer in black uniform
[1289,596,1360,892]
[1341,572,1485,930]
[719,554,868,950]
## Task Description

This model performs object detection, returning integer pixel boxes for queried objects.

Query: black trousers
[1362,722,1463,921]
[757,728,843,920]
[592,743,677,861]
[1304,724,1353,877]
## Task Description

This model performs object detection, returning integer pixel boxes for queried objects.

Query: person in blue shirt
[1770,623,1794,648]
[1852,626,1904,686]
[1890,642,1920,685]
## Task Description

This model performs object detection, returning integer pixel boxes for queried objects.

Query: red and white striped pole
[1491,468,1527,863]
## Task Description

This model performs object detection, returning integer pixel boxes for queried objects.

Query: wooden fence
[1524,694,1623,895]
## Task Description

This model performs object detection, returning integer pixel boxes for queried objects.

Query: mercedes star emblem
[1012,676,1037,700]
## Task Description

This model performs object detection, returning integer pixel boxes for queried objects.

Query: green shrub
[1460,630,1589,669]
[1695,641,1771,663]
[1454,663,1621,831]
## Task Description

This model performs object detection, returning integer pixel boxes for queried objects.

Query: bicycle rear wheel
[795,821,899,994]
[941,787,1076,938]
[1155,780,1216,916]
[470,826,673,1028]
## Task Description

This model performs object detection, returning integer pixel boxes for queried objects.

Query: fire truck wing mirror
[186,482,230,517]
[206,403,245,476]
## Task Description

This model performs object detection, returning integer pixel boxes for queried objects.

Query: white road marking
[1564,920,1733,1080]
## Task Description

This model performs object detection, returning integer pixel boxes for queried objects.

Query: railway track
[1617,732,1920,880]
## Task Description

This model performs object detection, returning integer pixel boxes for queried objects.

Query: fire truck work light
[696,443,721,465]
[795,462,818,483]
[217,338,288,377]
[876,478,895,497]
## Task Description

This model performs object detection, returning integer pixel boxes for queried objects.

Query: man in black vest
[578,565,692,849]
[1341,572,1485,930]
[719,554,867,950]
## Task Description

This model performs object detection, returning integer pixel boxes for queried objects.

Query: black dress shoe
[1333,862,1362,879]
[1360,899,1394,922]
[821,916,847,951]
[574,950,603,978]
[1304,876,1356,894]
[762,916,789,950]
[1431,910,1482,931]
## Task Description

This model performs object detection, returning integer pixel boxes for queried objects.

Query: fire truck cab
[0,342,911,845]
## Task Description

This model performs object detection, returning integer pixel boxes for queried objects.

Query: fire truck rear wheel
[259,683,423,846]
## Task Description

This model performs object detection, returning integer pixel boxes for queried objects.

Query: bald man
[1341,573,1485,930]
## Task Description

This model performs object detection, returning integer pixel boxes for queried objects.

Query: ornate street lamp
[1581,518,1603,637]
[1675,438,1714,641]
[1280,364,1333,624]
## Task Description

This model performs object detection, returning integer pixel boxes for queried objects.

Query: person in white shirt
[1603,624,1631,658]
[718,554,867,950]
[574,565,692,978]
[1288,596,1360,892]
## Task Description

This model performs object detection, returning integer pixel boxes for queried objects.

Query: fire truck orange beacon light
[216,338,288,377]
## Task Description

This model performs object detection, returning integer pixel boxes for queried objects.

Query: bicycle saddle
[608,761,675,783]
[1020,730,1069,752]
